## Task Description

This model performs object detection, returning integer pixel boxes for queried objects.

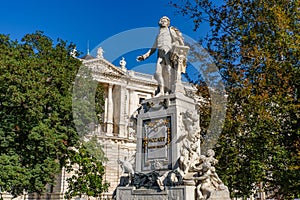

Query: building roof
[81,53,95,60]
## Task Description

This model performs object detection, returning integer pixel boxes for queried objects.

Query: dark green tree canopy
[0,31,107,197]
[171,0,300,199]
[65,141,109,199]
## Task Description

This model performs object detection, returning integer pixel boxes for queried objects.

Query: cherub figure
[117,157,135,186]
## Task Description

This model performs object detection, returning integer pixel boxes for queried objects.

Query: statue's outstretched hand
[136,55,144,61]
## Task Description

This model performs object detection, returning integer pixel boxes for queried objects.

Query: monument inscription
[142,117,172,171]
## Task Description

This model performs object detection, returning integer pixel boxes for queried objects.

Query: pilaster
[118,85,127,138]
[106,83,114,136]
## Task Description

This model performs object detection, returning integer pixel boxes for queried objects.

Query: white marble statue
[178,147,190,174]
[117,157,134,186]
[188,149,229,200]
[70,47,77,58]
[137,16,187,96]
[181,109,201,142]
[119,57,127,71]
[156,109,202,191]
[97,47,104,58]
[194,162,228,200]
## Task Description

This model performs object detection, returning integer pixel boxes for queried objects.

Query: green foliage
[0,31,81,196]
[0,31,107,197]
[171,0,300,198]
[67,44,108,200]
[95,83,105,123]
[72,65,105,136]
[82,135,108,162]
[64,145,109,199]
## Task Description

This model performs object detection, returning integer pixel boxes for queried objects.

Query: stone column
[127,89,135,138]
[103,96,108,129]
[125,88,130,125]
[118,85,127,138]
[127,89,133,120]
[106,84,114,136]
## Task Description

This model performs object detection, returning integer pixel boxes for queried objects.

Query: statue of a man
[137,16,184,96]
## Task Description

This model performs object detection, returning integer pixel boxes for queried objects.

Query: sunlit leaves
[172,0,300,198]
[0,32,81,196]
[65,145,109,199]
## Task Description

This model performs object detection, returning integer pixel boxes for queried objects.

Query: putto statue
[137,16,189,96]
[117,157,134,186]
[193,150,229,200]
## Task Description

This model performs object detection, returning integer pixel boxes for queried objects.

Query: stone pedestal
[208,189,231,200]
[135,93,199,173]
[116,186,195,200]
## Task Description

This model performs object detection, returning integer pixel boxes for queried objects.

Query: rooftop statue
[70,46,77,58]
[96,47,104,58]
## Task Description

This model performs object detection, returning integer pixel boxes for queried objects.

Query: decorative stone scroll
[170,44,190,93]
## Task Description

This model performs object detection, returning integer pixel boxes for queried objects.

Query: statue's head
[207,149,215,157]
[117,159,123,164]
[199,155,206,161]
[159,16,170,27]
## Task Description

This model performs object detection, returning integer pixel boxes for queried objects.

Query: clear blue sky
[0,0,210,73]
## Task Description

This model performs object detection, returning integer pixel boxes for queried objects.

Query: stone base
[208,189,231,200]
[116,186,195,200]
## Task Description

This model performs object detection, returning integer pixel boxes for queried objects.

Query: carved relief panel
[141,117,172,171]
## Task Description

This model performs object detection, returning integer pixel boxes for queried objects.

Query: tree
[83,135,108,162]
[72,63,105,137]
[0,31,107,197]
[171,0,300,199]
[68,42,109,200]
[64,144,109,200]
